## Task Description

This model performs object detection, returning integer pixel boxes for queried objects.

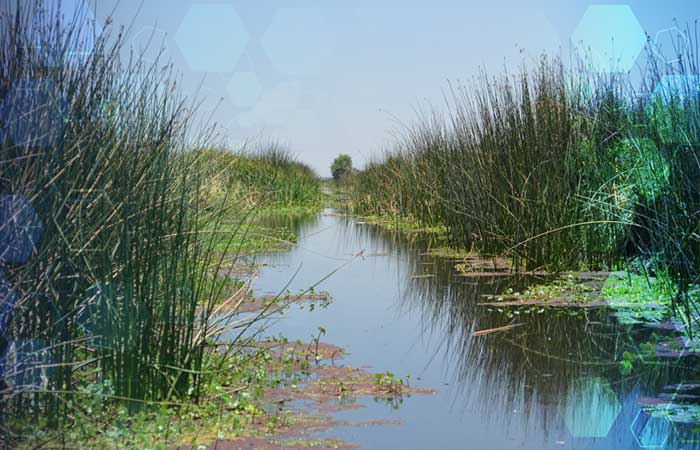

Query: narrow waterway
[238,209,699,450]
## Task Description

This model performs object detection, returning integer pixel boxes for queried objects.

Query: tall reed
[196,143,322,210]
[354,58,632,271]
[352,25,700,326]
[0,1,242,440]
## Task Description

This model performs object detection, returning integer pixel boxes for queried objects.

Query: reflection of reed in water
[386,233,700,442]
[253,210,323,239]
[287,212,700,446]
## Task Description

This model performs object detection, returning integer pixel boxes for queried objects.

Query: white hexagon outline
[653,27,691,66]
[0,78,70,149]
[665,381,700,444]
[629,409,672,449]
[0,194,44,265]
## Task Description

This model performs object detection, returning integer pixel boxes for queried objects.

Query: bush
[331,154,353,183]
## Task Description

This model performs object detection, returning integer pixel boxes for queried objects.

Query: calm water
[236,209,700,450]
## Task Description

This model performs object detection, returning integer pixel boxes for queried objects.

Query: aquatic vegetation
[0,2,321,446]
[203,220,298,255]
[353,57,629,272]
[1,0,217,417]
[195,144,323,212]
[372,372,409,396]
[351,27,700,332]
[356,214,448,235]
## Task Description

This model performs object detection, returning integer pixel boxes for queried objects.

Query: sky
[28,1,700,175]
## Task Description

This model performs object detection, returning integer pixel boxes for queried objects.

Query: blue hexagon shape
[261,8,335,77]
[0,79,68,148]
[1,340,52,392]
[226,72,263,108]
[562,377,622,438]
[76,282,138,352]
[175,4,250,73]
[0,195,43,265]
[0,269,17,337]
[235,80,303,129]
[572,5,646,73]
[630,410,672,448]
[75,282,115,349]
[653,74,700,103]
[665,383,700,444]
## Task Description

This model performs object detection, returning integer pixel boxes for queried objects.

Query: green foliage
[353,58,629,271]
[372,372,408,396]
[0,2,311,444]
[202,220,297,255]
[195,144,322,209]
[330,154,353,182]
[0,0,218,419]
[351,40,700,325]
[14,347,296,449]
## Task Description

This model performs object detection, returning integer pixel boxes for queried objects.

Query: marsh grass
[353,27,700,327]
[0,1,286,444]
[354,58,630,271]
[195,143,322,212]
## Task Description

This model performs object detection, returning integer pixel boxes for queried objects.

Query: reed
[354,57,632,271]
[352,29,700,322]
[0,1,264,441]
[195,143,322,211]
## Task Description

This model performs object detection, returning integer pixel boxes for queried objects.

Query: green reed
[354,57,629,271]
[194,143,322,211]
[352,25,700,326]
[0,0,259,440]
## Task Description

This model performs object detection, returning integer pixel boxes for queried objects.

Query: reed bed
[195,143,323,211]
[353,28,700,323]
[0,1,297,444]
[355,58,629,271]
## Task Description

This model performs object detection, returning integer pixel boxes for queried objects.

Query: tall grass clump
[629,27,700,328]
[352,25,700,327]
[0,1,245,442]
[354,58,633,271]
[195,143,322,211]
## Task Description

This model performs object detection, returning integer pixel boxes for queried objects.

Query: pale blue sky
[64,1,700,174]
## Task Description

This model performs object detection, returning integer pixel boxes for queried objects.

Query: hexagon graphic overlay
[175,4,250,73]
[572,5,646,73]
[653,74,700,103]
[630,409,673,449]
[0,79,68,148]
[0,195,44,265]
[562,376,622,438]
[653,27,690,66]
[227,71,263,108]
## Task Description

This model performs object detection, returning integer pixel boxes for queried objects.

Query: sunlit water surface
[228,209,700,450]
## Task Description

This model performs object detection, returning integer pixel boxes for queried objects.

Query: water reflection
[247,210,700,449]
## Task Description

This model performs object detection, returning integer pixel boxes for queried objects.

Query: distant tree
[330,154,353,182]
